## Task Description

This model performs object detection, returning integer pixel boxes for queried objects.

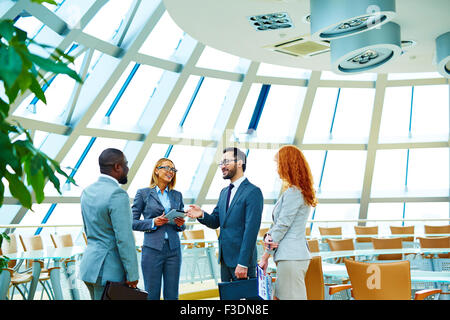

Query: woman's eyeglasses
[157,166,178,173]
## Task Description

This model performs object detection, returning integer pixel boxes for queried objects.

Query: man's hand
[126,280,138,288]
[185,205,203,219]
[235,265,248,279]
[154,213,169,226]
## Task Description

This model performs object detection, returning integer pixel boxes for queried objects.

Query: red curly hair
[275,145,318,207]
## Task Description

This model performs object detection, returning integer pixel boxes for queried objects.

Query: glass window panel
[44,136,128,196]
[233,83,262,140]
[404,202,449,236]
[107,64,166,130]
[388,72,443,80]
[366,203,405,236]
[244,148,282,199]
[14,15,45,40]
[127,144,170,197]
[167,145,214,199]
[159,76,234,140]
[303,88,339,142]
[378,87,412,142]
[196,46,246,73]
[407,148,449,196]
[310,204,360,237]
[47,0,95,29]
[302,150,326,191]
[252,85,307,143]
[83,0,135,42]
[89,63,135,126]
[319,150,366,197]
[139,11,185,61]
[234,85,307,144]
[330,88,375,142]
[410,85,449,140]
[321,71,376,81]
[257,63,311,79]
[17,203,52,239]
[371,149,407,197]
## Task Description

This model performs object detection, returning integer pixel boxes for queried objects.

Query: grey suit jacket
[198,178,264,268]
[79,176,139,285]
[268,187,311,262]
[131,187,185,251]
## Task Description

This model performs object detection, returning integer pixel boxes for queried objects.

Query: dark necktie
[226,184,234,212]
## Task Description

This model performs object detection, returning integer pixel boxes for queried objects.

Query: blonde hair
[150,158,177,190]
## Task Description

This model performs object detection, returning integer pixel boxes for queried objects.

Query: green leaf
[28,75,47,104]
[0,20,16,42]
[0,180,4,207]
[28,169,45,203]
[26,52,82,83]
[31,0,58,5]
[4,170,32,209]
[0,45,23,89]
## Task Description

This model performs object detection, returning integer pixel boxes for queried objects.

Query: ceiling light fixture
[310,0,396,40]
[436,32,450,78]
[330,22,402,74]
[248,12,293,31]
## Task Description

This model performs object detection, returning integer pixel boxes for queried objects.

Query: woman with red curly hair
[258,145,317,300]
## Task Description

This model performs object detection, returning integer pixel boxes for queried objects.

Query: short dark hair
[99,148,124,174]
[223,147,247,172]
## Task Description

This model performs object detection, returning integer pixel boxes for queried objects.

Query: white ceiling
[163,0,450,73]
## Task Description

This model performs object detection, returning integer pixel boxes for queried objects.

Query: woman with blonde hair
[132,158,186,300]
[258,145,318,300]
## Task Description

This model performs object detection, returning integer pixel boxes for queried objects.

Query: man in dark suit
[186,147,264,281]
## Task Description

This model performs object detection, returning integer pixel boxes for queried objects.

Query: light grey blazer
[79,176,139,286]
[268,187,311,262]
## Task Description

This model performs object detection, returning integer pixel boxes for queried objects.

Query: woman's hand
[264,234,279,250]
[173,217,185,227]
[154,213,169,226]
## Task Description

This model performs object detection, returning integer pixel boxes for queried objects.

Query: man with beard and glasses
[79,148,139,300]
[186,147,264,282]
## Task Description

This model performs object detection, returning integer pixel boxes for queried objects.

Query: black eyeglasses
[157,166,178,173]
[218,159,236,166]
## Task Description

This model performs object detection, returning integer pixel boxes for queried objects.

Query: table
[0,246,85,300]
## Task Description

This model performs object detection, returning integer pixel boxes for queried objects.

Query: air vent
[264,35,330,57]
[248,12,293,31]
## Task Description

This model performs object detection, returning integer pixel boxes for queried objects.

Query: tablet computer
[165,209,185,224]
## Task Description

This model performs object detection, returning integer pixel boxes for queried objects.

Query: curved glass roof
[0,0,448,240]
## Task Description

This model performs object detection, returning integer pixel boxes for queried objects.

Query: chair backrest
[215,228,220,238]
[305,256,324,300]
[305,227,311,237]
[19,234,44,251]
[258,228,269,238]
[307,239,320,253]
[319,226,342,243]
[371,237,403,260]
[82,231,88,245]
[57,234,74,248]
[424,225,450,236]
[1,234,18,268]
[354,226,378,243]
[418,236,450,258]
[344,258,412,300]
[390,226,415,242]
[327,238,354,251]
[183,230,205,248]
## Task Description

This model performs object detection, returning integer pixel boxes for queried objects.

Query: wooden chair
[354,226,378,243]
[390,225,415,243]
[305,256,351,300]
[215,228,220,238]
[424,225,450,237]
[305,227,311,237]
[182,229,213,283]
[371,237,403,260]
[319,226,342,243]
[18,234,57,300]
[307,239,320,253]
[50,234,74,248]
[0,234,33,299]
[418,236,450,259]
[183,230,206,249]
[344,258,441,300]
[327,238,355,263]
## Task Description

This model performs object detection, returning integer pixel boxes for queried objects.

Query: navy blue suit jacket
[198,178,264,268]
[131,187,185,251]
